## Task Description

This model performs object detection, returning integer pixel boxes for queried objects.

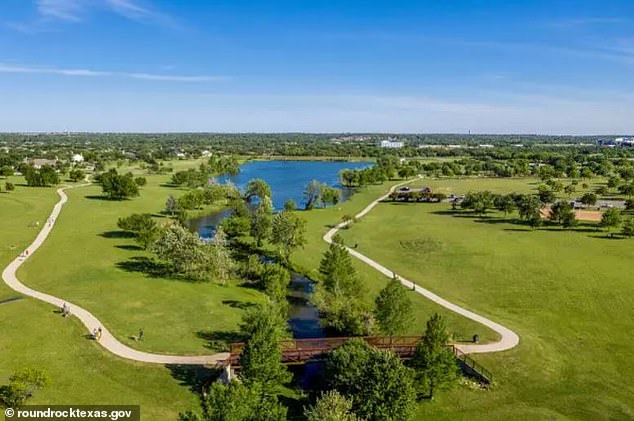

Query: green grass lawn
[16,165,266,355]
[337,177,634,420]
[0,176,200,420]
[289,180,501,344]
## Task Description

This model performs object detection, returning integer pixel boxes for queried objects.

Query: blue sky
[1,0,633,133]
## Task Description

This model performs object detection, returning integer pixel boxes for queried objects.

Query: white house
[379,140,404,148]
[71,153,84,163]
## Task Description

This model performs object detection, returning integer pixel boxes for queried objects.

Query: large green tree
[374,276,414,337]
[325,339,416,421]
[239,301,291,393]
[411,314,459,399]
[251,196,273,247]
[304,390,359,421]
[270,210,307,261]
[601,208,623,237]
[99,169,139,200]
[315,239,371,335]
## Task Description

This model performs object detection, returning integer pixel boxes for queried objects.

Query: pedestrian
[92,328,98,340]
[25,250,29,257]
[138,328,144,341]
[97,327,102,341]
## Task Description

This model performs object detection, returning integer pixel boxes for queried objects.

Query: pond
[189,159,371,238]
[188,159,372,339]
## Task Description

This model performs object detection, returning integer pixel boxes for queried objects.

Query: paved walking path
[3,178,517,366]
[2,183,228,365]
[323,178,520,354]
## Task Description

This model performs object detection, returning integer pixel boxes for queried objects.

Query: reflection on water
[287,273,325,339]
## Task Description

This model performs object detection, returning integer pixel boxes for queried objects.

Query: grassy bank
[339,177,633,420]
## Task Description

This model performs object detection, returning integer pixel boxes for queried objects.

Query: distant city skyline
[1,0,633,134]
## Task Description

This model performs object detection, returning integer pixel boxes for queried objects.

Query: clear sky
[1,0,633,134]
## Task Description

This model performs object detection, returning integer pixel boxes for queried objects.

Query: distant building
[379,140,404,148]
[24,158,58,169]
[597,137,634,147]
[71,153,84,163]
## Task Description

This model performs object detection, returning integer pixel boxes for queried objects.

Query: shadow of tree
[115,256,172,278]
[115,244,143,251]
[165,364,220,394]
[99,230,135,239]
[222,300,257,310]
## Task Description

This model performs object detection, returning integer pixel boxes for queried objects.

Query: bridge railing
[227,337,492,384]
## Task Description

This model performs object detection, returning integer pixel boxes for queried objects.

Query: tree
[165,195,179,216]
[239,301,291,393]
[260,263,291,313]
[245,178,271,202]
[209,226,232,285]
[251,196,273,247]
[549,201,575,227]
[24,165,59,187]
[151,224,209,280]
[271,211,307,261]
[622,217,634,238]
[134,176,147,186]
[304,180,322,210]
[325,339,416,421]
[537,185,555,204]
[0,166,13,177]
[304,390,359,421]
[201,381,286,421]
[99,169,139,200]
[618,183,634,198]
[516,194,541,221]
[564,184,576,197]
[283,199,296,211]
[411,313,459,399]
[493,194,516,217]
[595,186,608,196]
[69,168,84,182]
[580,192,597,207]
[0,368,50,408]
[601,208,622,237]
[315,240,371,335]
[461,191,494,215]
[117,213,159,249]
[5,182,14,192]
[374,276,413,337]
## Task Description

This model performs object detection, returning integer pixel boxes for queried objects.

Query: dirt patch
[541,207,602,222]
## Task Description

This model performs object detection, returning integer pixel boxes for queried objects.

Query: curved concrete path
[323,178,520,354]
[2,183,228,365]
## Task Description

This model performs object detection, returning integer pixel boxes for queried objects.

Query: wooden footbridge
[223,336,493,383]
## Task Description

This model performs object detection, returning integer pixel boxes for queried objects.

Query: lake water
[189,159,372,238]
[189,159,372,339]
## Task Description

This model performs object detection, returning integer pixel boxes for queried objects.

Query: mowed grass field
[338,177,634,420]
[16,162,266,355]
[0,176,199,419]
[290,180,501,344]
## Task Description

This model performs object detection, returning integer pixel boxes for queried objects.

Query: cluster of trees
[309,313,459,420]
[24,165,59,187]
[389,189,447,202]
[96,169,141,200]
[460,191,544,227]
[303,180,342,210]
[170,156,240,188]
[151,224,232,283]
[217,179,307,261]
[117,213,160,249]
